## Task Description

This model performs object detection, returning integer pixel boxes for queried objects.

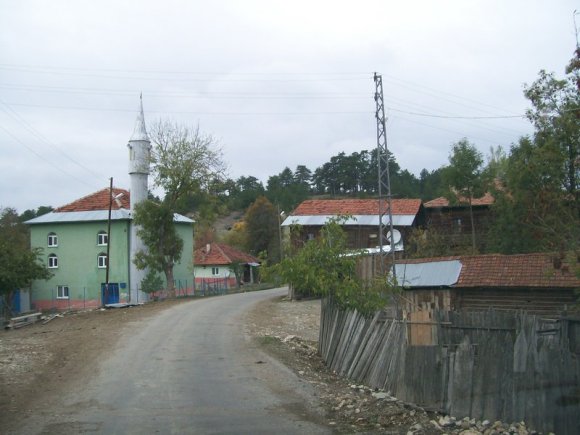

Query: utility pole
[374,73,396,281]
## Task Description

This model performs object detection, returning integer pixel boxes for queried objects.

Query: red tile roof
[292,199,421,216]
[194,243,260,266]
[424,192,494,208]
[398,253,580,289]
[55,188,131,212]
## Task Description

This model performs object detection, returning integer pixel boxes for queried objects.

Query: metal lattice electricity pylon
[374,73,397,280]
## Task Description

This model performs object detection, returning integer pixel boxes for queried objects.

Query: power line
[0,83,368,99]
[4,100,545,120]
[0,123,102,191]
[386,107,525,120]
[0,98,102,179]
[0,65,369,82]
[4,102,372,115]
[0,63,371,76]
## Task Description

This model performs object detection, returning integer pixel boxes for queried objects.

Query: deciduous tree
[0,208,51,316]
[265,218,392,314]
[443,139,484,253]
[488,52,580,255]
[132,120,225,293]
[244,196,279,262]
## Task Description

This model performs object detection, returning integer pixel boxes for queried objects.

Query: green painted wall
[30,220,131,306]
[171,222,194,289]
[29,218,194,308]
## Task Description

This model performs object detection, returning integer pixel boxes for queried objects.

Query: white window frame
[57,285,69,299]
[97,253,107,268]
[211,267,219,276]
[97,231,108,246]
[47,232,58,247]
[48,254,58,268]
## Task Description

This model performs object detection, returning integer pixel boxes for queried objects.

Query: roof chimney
[206,243,211,254]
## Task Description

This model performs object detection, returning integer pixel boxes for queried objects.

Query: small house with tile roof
[423,192,494,252]
[25,100,194,310]
[281,198,424,251]
[194,243,260,290]
[392,252,579,317]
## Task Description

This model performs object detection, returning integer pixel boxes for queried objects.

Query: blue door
[13,290,21,313]
[101,283,120,305]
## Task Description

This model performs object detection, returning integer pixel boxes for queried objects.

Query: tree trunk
[164,265,175,298]
[468,197,477,254]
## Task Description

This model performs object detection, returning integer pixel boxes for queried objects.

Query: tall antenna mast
[374,73,396,280]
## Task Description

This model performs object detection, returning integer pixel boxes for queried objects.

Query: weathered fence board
[319,298,580,434]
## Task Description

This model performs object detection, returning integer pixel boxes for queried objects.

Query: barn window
[212,267,219,275]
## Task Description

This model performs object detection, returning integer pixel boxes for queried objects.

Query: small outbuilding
[194,243,260,291]
[393,252,579,317]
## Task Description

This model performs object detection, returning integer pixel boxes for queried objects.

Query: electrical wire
[0,98,103,179]
[0,123,102,191]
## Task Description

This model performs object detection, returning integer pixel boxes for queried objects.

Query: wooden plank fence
[319,298,580,434]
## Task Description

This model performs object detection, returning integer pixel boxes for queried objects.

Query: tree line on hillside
[176,150,446,219]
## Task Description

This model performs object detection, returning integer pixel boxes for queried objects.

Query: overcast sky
[1,1,578,213]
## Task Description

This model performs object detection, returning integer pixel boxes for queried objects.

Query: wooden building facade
[394,253,579,317]
[282,198,424,251]
[423,193,494,252]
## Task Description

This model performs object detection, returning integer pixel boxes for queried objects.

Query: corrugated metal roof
[281,214,416,227]
[392,260,462,288]
[26,210,131,224]
[26,210,194,224]
[394,253,580,289]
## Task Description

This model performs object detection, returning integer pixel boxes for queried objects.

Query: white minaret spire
[128,95,151,303]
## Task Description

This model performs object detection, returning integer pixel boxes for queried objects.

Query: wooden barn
[281,198,424,251]
[393,252,579,317]
[423,193,494,252]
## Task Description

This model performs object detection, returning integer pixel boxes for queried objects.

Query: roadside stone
[439,415,456,427]
[430,419,442,430]
[461,417,472,429]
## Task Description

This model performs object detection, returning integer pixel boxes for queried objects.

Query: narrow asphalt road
[21,288,330,435]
